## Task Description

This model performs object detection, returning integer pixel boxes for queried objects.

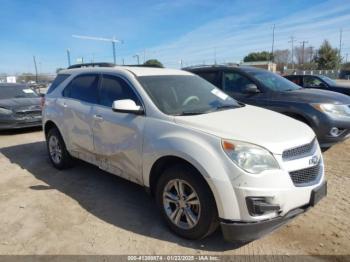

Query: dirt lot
[0,128,349,255]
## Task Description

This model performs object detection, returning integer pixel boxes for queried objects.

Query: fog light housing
[329,127,345,137]
[246,197,280,216]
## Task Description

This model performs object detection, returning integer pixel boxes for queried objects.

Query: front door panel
[92,105,145,184]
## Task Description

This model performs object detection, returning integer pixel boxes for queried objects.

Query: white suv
[42,63,326,242]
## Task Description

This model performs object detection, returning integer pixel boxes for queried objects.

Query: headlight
[222,140,280,174]
[312,103,350,119]
[0,107,13,115]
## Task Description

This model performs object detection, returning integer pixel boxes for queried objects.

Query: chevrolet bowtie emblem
[309,155,319,165]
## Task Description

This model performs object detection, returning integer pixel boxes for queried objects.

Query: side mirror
[318,82,327,88]
[243,84,260,94]
[112,99,144,115]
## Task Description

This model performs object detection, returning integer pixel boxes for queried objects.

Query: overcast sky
[0,0,349,74]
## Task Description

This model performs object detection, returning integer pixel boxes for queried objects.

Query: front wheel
[156,165,218,240]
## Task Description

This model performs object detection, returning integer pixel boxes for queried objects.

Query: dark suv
[285,74,350,96]
[185,65,350,148]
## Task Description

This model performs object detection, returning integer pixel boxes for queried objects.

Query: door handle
[93,114,103,120]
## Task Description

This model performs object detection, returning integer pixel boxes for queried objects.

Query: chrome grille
[15,110,41,119]
[289,162,322,187]
[282,138,317,161]
[14,105,41,119]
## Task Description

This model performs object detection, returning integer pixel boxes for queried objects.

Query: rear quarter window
[47,74,70,94]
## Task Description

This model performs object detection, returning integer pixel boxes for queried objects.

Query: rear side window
[223,72,254,93]
[98,75,140,107]
[286,76,301,86]
[63,74,99,103]
[196,71,220,87]
[47,74,70,94]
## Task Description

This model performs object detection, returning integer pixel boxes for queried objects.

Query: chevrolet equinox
[42,63,327,242]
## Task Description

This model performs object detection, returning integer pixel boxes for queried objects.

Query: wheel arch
[149,155,209,196]
[283,112,313,127]
[44,120,67,144]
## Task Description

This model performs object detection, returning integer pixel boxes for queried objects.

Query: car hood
[174,105,315,155]
[0,98,41,110]
[274,88,350,104]
[328,85,350,96]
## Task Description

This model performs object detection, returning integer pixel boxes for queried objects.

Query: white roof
[120,66,192,76]
[61,66,192,77]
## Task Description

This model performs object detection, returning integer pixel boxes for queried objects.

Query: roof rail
[182,63,239,70]
[123,64,164,68]
[67,62,116,69]
[67,63,164,69]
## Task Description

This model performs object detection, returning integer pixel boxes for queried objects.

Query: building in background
[6,76,16,83]
[241,61,277,72]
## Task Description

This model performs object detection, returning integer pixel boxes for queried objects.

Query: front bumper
[312,115,350,148]
[0,117,42,130]
[220,181,327,242]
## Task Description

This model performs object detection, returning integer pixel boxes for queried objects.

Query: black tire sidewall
[156,164,218,240]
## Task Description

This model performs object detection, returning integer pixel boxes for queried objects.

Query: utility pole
[300,40,309,65]
[271,24,275,62]
[288,36,296,69]
[346,53,348,63]
[339,29,343,59]
[112,41,116,64]
[309,46,314,63]
[214,47,217,65]
[179,59,183,68]
[33,56,38,83]
[133,54,140,65]
[66,49,71,66]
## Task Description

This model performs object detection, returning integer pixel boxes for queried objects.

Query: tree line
[243,40,348,72]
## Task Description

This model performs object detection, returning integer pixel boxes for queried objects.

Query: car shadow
[0,141,246,251]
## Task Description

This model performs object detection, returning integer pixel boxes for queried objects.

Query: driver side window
[223,72,254,93]
[98,75,140,107]
[303,76,323,88]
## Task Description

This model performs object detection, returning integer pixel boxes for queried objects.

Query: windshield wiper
[174,111,205,116]
[210,104,240,112]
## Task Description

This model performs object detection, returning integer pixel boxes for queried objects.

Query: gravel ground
[0,128,349,255]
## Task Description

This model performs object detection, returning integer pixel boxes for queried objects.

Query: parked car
[0,83,42,130]
[284,74,350,96]
[42,63,326,242]
[339,69,350,80]
[185,65,350,149]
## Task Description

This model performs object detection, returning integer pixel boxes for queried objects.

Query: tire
[321,147,331,152]
[156,164,219,240]
[46,127,73,169]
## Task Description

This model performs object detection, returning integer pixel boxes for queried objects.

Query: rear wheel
[46,127,73,169]
[156,165,218,240]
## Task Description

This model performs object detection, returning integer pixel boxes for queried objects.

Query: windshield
[250,70,301,91]
[319,75,336,85]
[0,86,38,100]
[138,75,241,115]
